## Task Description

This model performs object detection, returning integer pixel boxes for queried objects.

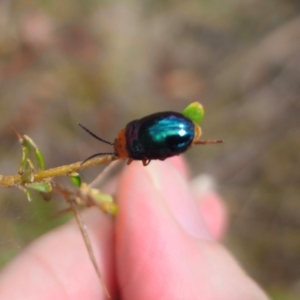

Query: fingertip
[115,161,166,251]
[115,161,167,295]
[115,162,267,300]
[198,191,228,240]
[191,175,228,240]
[115,160,212,298]
[166,156,190,179]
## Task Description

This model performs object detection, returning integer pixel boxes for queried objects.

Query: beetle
[79,105,222,166]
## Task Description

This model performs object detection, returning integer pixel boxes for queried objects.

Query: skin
[0,157,268,300]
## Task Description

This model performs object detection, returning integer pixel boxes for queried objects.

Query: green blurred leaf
[69,172,82,187]
[19,143,29,174]
[25,182,52,193]
[17,185,33,202]
[20,159,35,183]
[35,150,45,171]
[182,102,204,124]
[22,135,46,171]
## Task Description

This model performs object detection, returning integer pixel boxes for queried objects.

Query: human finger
[115,160,268,300]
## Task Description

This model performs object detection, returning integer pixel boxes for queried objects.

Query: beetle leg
[142,159,151,166]
[127,158,133,165]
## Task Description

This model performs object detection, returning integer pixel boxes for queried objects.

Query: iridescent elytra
[79,104,222,166]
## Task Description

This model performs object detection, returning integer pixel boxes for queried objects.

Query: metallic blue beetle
[79,110,222,166]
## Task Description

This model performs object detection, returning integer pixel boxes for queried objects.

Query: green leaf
[19,143,29,174]
[23,135,46,171]
[69,172,82,187]
[182,102,205,124]
[20,159,35,183]
[25,182,52,193]
[17,185,33,202]
[35,149,45,171]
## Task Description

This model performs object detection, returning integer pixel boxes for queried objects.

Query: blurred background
[0,0,300,298]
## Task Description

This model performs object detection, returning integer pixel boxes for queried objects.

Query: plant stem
[0,155,119,187]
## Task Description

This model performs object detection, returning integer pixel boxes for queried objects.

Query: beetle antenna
[80,152,116,165]
[194,140,223,145]
[78,123,114,145]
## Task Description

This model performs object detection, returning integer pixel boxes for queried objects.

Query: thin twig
[88,160,121,188]
[68,198,111,299]
[194,139,223,145]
